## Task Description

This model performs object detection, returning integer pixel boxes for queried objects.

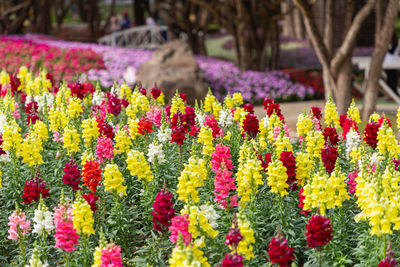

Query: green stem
[19,235,26,265]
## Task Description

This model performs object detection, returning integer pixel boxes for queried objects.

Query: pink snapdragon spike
[100,244,123,267]
[95,137,114,164]
[169,214,192,246]
[53,203,79,252]
[211,144,238,209]
[8,209,31,240]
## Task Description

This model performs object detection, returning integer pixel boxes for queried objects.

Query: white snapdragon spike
[0,152,11,163]
[0,113,7,134]
[157,127,172,144]
[345,129,360,159]
[196,112,205,126]
[33,92,53,113]
[147,141,165,165]
[26,243,48,267]
[33,203,54,236]
[92,91,104,106]
[370,152,381,166]
[200,204,220,229]
[262,116,269,128]
[218,108,233,127]
[111,85,121,98]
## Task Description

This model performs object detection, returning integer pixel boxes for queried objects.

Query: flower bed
[5,35,314,103]
[0,69,398,266]
[0,37,105,82]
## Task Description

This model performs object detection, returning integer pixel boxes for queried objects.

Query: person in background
[384,32,399,95]
[146,13,157,27]
[120,10,131,30]
[110,14,120,33]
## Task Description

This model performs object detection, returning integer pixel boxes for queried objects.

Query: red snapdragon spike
[242,113,259,139]
[106,92,122,116]
[305,214,333,248]
[258,153,272,173]
[243,103,254,114]
[378,244,398,267]
[68,81,95,99]
[311,106,322,120]
[0,134,6,155]
[97,118,115,140]
[9,73,20,95]
[321,146,338,174]
[263,97,285,123]
[165,106,171,119]
[82,192,99,213]
[62,160,81,191]
[152,187,175,232]
[298,188,310,216]
[21,177,50,205]
[137,118,154,135]
[280,151,297,189]
[225,227,243,247]
[189,125,200,137]
[348,171,358,195]
[220,253,244,267]
[170,112,187,145]
[267,233,295,267]
[27,114,40,125]
[364,122,380,148]
[151,87,162,100]
[184,106,196,128]
[322,127,339,146]
[82,160,102,192]
[139,87,147,96]
[25,101,38,114]
[179,93,187,102]
[205,116,221,138]
[340,115,358,140]
[46,72,54,87]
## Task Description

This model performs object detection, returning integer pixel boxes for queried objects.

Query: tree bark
[362,0,398,120]
[294,0,374,112]
[133,0,148,26]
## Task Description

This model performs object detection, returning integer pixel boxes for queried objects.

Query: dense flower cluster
[267,231,295,267]
[305,214,333,248]
[152,187,175,232]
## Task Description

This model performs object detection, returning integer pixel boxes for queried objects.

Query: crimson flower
[152,187,175,232]
[62,160,81,191]
[298,188,310,216]
[25,101,38,114]
[321,146,338,174]
[220,253,244,267]
[305,214,333,248]
[82,192,99,213]
[151,87,162,100]
[242,113,259,138]
[106,92,122,116]
[243,103,254,114]
[267,232,295,267]
[97,118,115,140]
[364,122,380,148]
[280,151,297,189]
[263,97,285,123]
[0,134,6,155]
[205,116,221,138]
[311,106,322,120]
[258,153,272,172]
[184,106,196,128]
[322,127,339,146]
[378,244,397,267]
[179,93,187,102]
[21,177,50,205]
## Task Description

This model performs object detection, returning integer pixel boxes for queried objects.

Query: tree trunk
[133,0,147,26]
[336,57,352,114]
[282,0,295,37]
[362,0,398,120]
[269,20,280,69]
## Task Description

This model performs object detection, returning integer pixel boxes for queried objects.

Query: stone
[136,40,208,104]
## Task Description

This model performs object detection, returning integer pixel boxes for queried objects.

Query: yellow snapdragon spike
[303,165,349,216]
[236,212,255,260]
[177,156,207,203]
[232,92,243,107]
[67,97,83,119]
[82,117,99,147]
[129,90,149,114]
[295,152,311,186]
[33,120,48,141]
[347,99,361,123]
[169,239,210,267]
[126,150,153,182]
[114,127,132,155]
[104,164,127,197]
[305,130,325,159]
[377,120,399,157]
[267,158,289,197]
[324,96,339,127]
[198,125,214,156]
[237,150,263,207]
[72,194,95,236]
[63,125,80,155]
[20,132,44,166]
[170,93,185,118]
[2,122,23,154]
[296,112,313,137]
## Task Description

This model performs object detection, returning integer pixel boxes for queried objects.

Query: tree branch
[330,0,374,76]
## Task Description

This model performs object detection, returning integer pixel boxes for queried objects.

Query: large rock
[137,40,208,104]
